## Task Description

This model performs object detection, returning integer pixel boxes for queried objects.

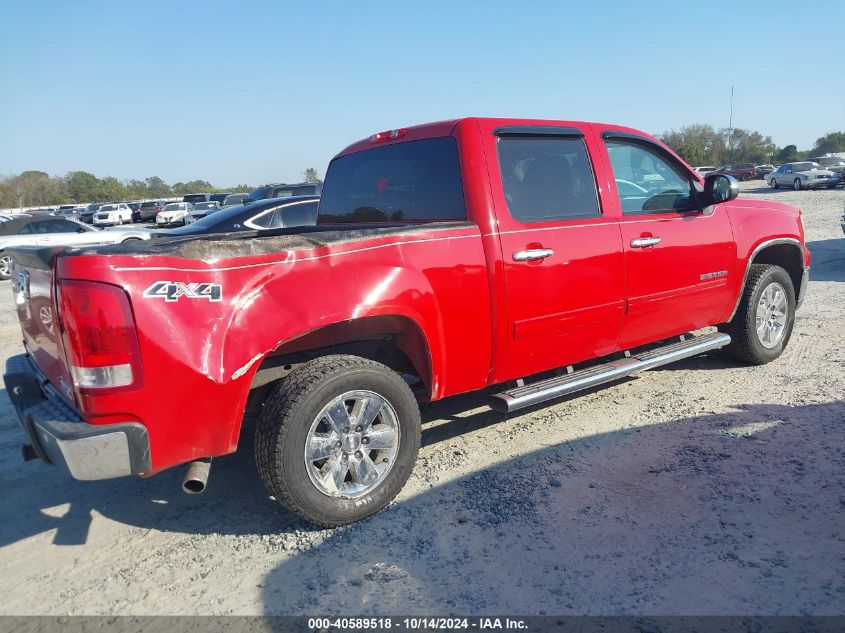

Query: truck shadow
[0,380,640,546]
[806,238,845,282]
[258,400,845,615]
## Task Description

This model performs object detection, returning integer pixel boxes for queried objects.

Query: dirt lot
[0,181,843,616]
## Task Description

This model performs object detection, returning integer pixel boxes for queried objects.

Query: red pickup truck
[4,118,810,527]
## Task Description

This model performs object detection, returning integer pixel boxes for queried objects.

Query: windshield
[163,203,185,211]
[816,157,844,167]
[99,205,118,212]
[182,194,209,203]
[792,163,817,172]
[193,202,217,210]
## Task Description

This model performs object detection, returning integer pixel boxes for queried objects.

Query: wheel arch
[726,238,805,322]
[238,314,434,434]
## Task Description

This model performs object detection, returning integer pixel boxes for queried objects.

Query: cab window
[496,136,600,222]
[605,140,695,214]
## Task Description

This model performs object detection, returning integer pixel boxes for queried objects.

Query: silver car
[0,217,149,279]
[768,162,837,190]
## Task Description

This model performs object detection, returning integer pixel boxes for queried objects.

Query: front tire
[720,264,795,365]
[0,254,12,280]
[255,355,421,527]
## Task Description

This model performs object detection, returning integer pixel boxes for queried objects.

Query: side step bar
[490,332,731,413]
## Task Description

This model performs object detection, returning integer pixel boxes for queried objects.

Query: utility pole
[726,85,734,163]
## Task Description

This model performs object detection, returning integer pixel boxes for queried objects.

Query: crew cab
[4,118,810,527]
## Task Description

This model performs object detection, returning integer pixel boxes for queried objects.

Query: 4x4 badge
[143,281,222,302]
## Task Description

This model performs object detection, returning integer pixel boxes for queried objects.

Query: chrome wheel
[0,255,12,278]
[793,178,801,190]
[755,282,788,348]
[304,390,400,498]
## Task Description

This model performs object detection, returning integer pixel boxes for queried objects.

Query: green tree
[172,180,214,195]
[66,171,101,202]
[99,176,127,201]
[777,145,800,163]
[660,124,726,167]
[811,132,845,155]
[144,176,172,198]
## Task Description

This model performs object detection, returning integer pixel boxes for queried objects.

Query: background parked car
[185,201,221,223]
[210,193,229,205]
[134,199,167,223]
[93,203,133,226]
[221,193,249,207]
[247,182,322,202]
[694,166,717,176]
[154,196,319,237]
[755,164,775,179]
[156,202,194,227]
[768,162,838,190]
[182,193,212,204]
[56,205,83,219]
[806,156,845,185]
[714,163,758,181]
[79,202,110,224]
[0,216,149,279]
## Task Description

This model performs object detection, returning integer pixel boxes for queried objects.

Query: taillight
[369,128,407,143]
[57,280,141,392]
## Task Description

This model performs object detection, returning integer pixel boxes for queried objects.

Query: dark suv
[248,182,323,202]
[134,200,168,223]
[715,163,758,181]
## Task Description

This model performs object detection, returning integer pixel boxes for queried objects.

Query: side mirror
[701,173,739,213]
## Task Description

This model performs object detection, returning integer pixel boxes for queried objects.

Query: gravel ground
[0,181,842,616]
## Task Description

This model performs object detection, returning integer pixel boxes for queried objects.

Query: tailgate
[7,246,75,403]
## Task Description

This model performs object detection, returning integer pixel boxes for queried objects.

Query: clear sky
[2,0,843,187]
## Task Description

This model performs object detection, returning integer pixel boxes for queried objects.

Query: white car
[0,216,150,279]
[93,203,133,226]
[695,166,717,176]
[156,202,193,227]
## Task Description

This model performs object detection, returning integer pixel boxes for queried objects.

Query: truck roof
[336,117,648,158]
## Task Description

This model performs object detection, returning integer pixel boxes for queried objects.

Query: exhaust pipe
[182,457,212,494]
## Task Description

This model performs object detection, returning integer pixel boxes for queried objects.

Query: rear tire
[719,264,795,365]
[793,178,802,190]
[771,179,779,189]
[255,355,421,527]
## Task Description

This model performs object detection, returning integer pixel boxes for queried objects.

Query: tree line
[658,127,845,167]
[0,168,323,209]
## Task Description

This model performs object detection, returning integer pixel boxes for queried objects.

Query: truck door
[595,129,735,349]
[483,123,626,381]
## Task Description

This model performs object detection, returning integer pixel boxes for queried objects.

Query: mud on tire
[255,355,421,527]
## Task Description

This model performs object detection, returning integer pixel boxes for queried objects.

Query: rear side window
[496,136,600,222]
[280,201,319,228]
[319,137,466,223]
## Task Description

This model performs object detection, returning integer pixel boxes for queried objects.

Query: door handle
[630,237,662,248]
[513,248,554,262]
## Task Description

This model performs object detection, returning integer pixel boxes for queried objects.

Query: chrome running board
[490,332,731,413]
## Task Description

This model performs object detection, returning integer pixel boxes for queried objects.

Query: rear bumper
[3,354,150,480]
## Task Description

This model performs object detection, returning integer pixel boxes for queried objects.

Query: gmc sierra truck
[4,118,810,527]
